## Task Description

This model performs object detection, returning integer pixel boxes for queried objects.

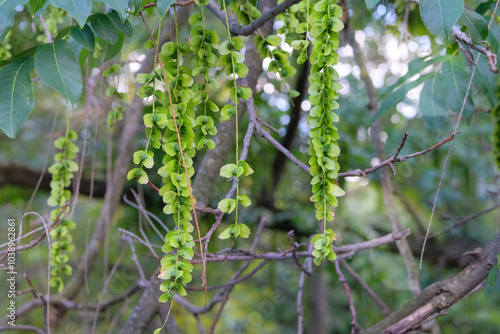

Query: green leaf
[220,104,236,122]
[238,195,251,207]
[219,40,232,55]
[127,167,142,180]
[90,13,118,44]
[220,163,239,178]
[78,45,88,66]
[70,25,95,51]
[136,73,154,84]
[189,13,202,26]
[219,0,235,6]
[441,56,473,122]
[136,85,154,98]
[49,0,92,28]
[380,56,447,98]
[314,1,327,11]
[133,150,154,168]
[55,25,74,40]
[232,36,244,50]
[332,184,345,197]
[234,63,249,78]
[132,0,142,12]
[459,8,489,44]
[487,19,500,56]
[158,293,173,303]
[29,0,47,18]
[489,263,499,287]
[218,226,233,239]
[237,86,252,100]
[108,10,133,37]
[0,46,40,69]
[295,22,307,34]
[238,160,253,176]
[0,58,35,138]
[98,32,124,61]
[49,277,62,289]
[313,256,323,266]
[178,246,194,260]
[35,40,83,103]
[266,35,282,47]
[419,73,447,128]
[419,0,464,43]
[238,223,251,238]
[327,249,337,261]
[218,198,237,213]
[96,0,129,22]
[157,0,176,15]
[365,0,380,10]
[375,72,434,120]
[473,55,497,104]
[0,0,29,41]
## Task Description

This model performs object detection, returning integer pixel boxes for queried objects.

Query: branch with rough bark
[206,0,301,36]
[364,231,500,333]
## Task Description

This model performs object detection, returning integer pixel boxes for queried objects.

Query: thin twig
[339,132,458,178]
[118,228,160,258]
[206,0,301,36]
[130,189,168,237]
[123,235,148,282]
[256,116,280,134]
[287,231,311,277]
[39,15,53,43]
[194,314,207,334]
[255,124,310,175]
[24,274,49,333]
[452,25,498,73]
[0,205,69,257]
[297,240,314,334]
[191,229,410,264]
[143,0,195,9]
[187,259,270,291]
[340,259,390,316]
[123,194,170,233]
[335,260,360,334]
[427,202,500,238]
[402,0,412,39]
[391,132,408,159]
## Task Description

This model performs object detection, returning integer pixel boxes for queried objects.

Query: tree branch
[206,0,301,36]
[364,231,500,333]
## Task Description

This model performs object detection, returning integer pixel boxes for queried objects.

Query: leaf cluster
[47,130,79,292]
[49,219,76,292]
[302,0,345,265]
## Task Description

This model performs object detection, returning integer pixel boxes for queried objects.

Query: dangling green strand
[217,0,254,241]
[305,0,345,265]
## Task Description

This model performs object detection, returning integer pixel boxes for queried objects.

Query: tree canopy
[2,0,500,333]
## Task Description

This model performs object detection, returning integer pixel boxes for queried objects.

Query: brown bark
[365,231,500,333]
